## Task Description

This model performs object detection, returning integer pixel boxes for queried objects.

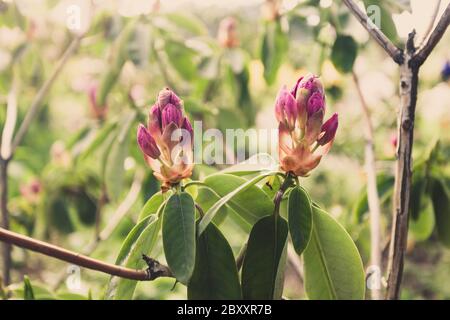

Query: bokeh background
[0,0,449,299]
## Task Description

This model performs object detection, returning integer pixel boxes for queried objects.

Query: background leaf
[104,111,136,201]
[261,20,288,85]
[331,35,357,74]
[431,178,450,247]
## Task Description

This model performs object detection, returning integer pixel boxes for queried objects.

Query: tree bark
[385,33,419,300]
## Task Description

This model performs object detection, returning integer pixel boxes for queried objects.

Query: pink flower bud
[137,124,160,159]
[390,133,398,149]
[182,117,193,138]
[148,104,162,137]
[157,88,182,110]
[275,87,297,130]
[138,88,194,191]
[307,91,325,116]
[87,83,108,120]
[276,73,337,177]
[317,113,338,146]
[217,17,239,48]
[162,104,183,128]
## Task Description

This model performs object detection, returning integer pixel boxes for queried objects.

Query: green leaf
[195,187,227,225]
[198,55,221,79]
[162,192,196,285]
[220,153,277,176]
[410,166,427,221]
[137,192,164,221]
[23,276,35,300]
[73,190,97,226]
[288,186,313,255]
[261,20,288,85]
[241,215,288,300]
[165,13,208,36]
[115,215,155,267]
[430,178,450,247]
[331,35,357,74]
[165,40,197,80]
[262,175,282,200]
[106,215,162,299]
[199,173,275,235]
[98,19,138,105]
[104,111,136,201]
[10,281,55,300]
[411,140,440,220]
[47,195,74,234]
[79,121,118,161]
[363,1,399,43]
[303,207,365,300]
[409,198,435,242]
[353,174,394,222]
[188,223,242,300]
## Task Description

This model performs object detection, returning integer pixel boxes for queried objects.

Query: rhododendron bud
[390,133,398,149]
[20,179,42,204]
[317,113,338,146]
[275,87,298,130]
[157,87,182,109]
[137,124,160,159]
[137,88,194,191]
[217,17,239,48]
[276,74,338,177]
[87,83,108,120]
[261,0,280,21]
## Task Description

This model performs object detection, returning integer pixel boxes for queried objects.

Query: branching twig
[413,3,450,67]
[342,0,404,64]
[385,32,419,300]
[0,227,171,281]
[0,77,18,160]
[10,35,82,156]
[352,71,382,300]
[417,0,441,49]
[345,0,449,300]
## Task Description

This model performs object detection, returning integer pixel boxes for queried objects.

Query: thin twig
[413,3,450,67]
[0,76,18,286]
[0,161,11,285]
[0,77,18,160]
[417,0,441,49]
[343,0,404,64]
[10,35,82,156]
[0,227,171,281]
[94,171,143,248]
[352,71,382,300]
